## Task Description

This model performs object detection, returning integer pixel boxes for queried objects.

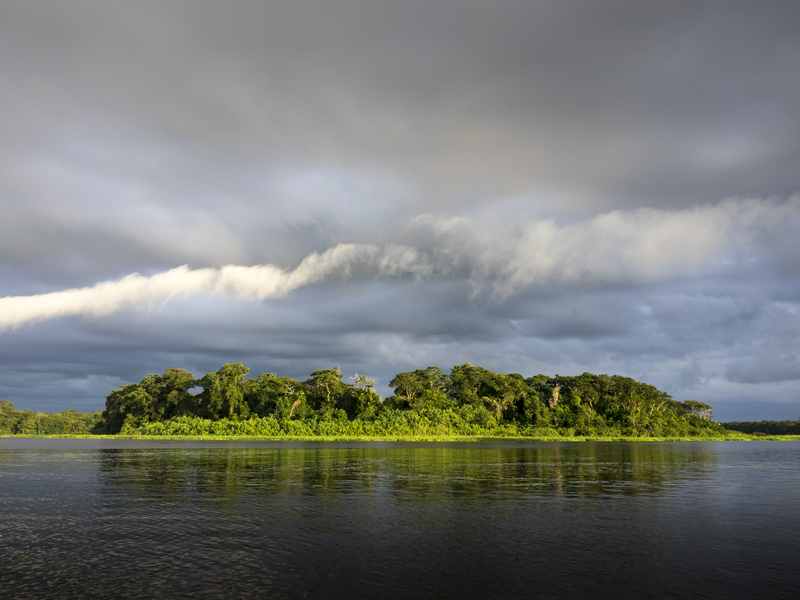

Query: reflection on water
[1,441,798,599]
[96,444,717,499]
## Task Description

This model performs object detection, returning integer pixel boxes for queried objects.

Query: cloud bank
[3,197,796,331]
[0,243,432,330]
[492,196,799,293]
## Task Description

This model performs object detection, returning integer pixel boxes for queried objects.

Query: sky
[1,0,799,420]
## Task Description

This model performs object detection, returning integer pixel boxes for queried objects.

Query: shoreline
[3,434,799,442]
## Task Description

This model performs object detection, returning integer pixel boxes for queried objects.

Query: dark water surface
[0,440,797,599]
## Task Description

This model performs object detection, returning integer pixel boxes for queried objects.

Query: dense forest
[10,364,796,438]
[721,420,800,435]
[0,400,102,435]
[84,362,724,437]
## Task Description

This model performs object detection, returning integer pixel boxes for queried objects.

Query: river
[1,439,797,599]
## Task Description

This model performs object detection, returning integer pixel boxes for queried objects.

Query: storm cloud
[1,1,799,419]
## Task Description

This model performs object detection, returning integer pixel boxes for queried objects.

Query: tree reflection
[97,443,718,503]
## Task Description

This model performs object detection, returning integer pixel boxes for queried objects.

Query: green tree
[388,367,451,410]
[99,368,198,433]
[448,363,491,407]
[198,363,250,419]
[0,400,17,434]
[479,372,529,419]
[682,400,713,420]
[102,383,157,433]
[245,373,307,417]
[305,367,348,413]
[346,373,383,417]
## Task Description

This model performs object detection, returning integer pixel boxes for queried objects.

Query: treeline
[722,420,800,435]
[0,400,102,435]
[95,363,722,437]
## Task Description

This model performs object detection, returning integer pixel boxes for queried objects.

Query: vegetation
[0,400,102,435]
[721,419,800,435]
[9,364,793,440]
[86,363,727,438]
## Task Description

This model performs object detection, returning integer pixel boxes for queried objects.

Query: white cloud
[0,243,431,330]
[489,196,800,295]
[2,196,797,331]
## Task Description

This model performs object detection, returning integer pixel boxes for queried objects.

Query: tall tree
[449,363,491,407]
[198,363,250,419]
[305,367,347,413]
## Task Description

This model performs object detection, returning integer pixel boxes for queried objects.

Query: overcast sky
[1,0,799,420]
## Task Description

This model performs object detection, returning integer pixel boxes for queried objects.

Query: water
[1,440,798,599]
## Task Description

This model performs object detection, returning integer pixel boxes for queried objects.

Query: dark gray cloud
[677,360,703,391]
[726,319,800,384]
[1,1,798,420]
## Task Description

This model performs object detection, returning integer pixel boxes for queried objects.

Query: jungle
[86,362,728,437]
[7,363,796,439]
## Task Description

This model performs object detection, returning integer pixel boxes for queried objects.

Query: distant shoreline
[3,434,799,442]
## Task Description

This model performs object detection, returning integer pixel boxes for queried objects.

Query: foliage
[722,419,800,435]
[23,360,800,440]
[86,363,727,438]
[197,362,251,419]
[102,368,196,433]
[0,400,103,435]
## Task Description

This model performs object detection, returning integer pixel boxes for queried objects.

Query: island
[8,362,796,440]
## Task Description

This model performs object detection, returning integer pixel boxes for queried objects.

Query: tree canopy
[92,363,723,437]
[0,400,102,435]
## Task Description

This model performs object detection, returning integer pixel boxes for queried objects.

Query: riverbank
[3,433,799,441]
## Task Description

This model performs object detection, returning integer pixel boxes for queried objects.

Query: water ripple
[0,441,798,599]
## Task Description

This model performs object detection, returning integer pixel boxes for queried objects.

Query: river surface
[0,439,797,599]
